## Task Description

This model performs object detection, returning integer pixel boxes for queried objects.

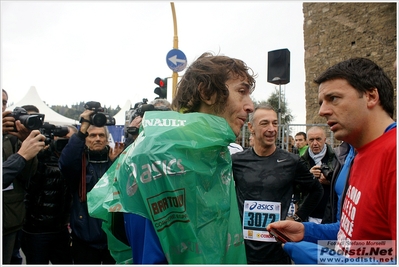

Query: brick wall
[303,2,397,124]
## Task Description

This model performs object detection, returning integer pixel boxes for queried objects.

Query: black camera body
[125,98,170,136]
[40,122,69,145]
[83,101,115,127]
[6,107,45,132]
[320,163,334,181]
[38,123,70,161]
[125,99,149,136]
[128,98,150,122]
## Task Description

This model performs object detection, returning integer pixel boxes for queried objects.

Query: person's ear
[365,88,379,109]
[248,122,254,133]
[198,82,217,106]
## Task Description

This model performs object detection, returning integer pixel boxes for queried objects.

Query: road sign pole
[170,2,178,99]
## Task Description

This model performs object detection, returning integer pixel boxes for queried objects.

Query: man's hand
[3,111,32,141]
[2,110,15,134]
[318,173,331,185]
[79,110,94,134]
[109,142,124,161]
[310,166,330,185]
[129,116,142,128]
[266,220,305,243]
[126,116,142,140]
[17,130,46,161]
[9,120,31,141]
[310,165,321,178]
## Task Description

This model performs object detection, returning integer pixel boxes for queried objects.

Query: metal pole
[170,2,178,99]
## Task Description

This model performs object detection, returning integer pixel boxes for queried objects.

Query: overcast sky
[1,1,307,124]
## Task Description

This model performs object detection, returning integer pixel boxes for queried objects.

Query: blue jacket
[124,213,167,264]
[284,222,392,265]
[59,131,112,249]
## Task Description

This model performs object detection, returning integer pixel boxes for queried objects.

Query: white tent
[7,86,79,126]
[112,100,132,126]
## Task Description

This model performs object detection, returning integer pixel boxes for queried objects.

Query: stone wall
[303,2,397,124]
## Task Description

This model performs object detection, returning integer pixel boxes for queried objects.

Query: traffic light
[154,77,167,99]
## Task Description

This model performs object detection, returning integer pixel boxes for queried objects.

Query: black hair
[314,57,394,118]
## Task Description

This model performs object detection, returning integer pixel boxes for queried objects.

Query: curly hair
[172,52,256,114]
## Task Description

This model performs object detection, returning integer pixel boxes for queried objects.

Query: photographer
[2,90,45,264]
[298,126,339,224]
[59,107,123,264]
[124,98,171,147]
[21,124,77,264]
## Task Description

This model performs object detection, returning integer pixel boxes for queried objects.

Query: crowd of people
[2,54,396,265]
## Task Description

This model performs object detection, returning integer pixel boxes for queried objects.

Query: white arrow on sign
[168,55,186,65]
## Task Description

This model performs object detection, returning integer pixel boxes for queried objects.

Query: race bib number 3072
[242,200,281,242]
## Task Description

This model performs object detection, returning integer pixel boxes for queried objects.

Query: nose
[318,101,331,118]
[244,97,254,113]
[266,123,275,132]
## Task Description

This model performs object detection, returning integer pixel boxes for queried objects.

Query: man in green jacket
[294,131,308,156]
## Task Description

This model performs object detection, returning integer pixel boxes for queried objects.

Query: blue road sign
[166,49,187,72]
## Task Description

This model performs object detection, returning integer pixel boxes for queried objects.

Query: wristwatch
[292,214,302,222]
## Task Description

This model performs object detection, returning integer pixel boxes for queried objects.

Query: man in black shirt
[232,104,323,264]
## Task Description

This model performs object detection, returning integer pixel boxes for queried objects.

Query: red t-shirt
[336,128,396,252]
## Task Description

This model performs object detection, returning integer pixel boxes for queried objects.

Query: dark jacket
[321,142,352,224]
[23,152,72,233]
[59,131,113,250]
[301,144,338,219]
[3,134,37,235]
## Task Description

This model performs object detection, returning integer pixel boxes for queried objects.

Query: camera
[6,107,45,132]
[40,122,69,146]
[83,101,115,127]
[125,98,152,135]
[320,163,333,181]
[125,98,170,136]
[38,123,70,161]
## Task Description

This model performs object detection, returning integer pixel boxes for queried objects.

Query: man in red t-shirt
[267,58,396,264]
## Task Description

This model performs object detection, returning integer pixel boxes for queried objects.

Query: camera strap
[79,117,91,124]
[79,152,87,202]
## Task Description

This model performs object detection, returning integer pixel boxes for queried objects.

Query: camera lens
[21,114,45,130]
[91,113,106,127]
